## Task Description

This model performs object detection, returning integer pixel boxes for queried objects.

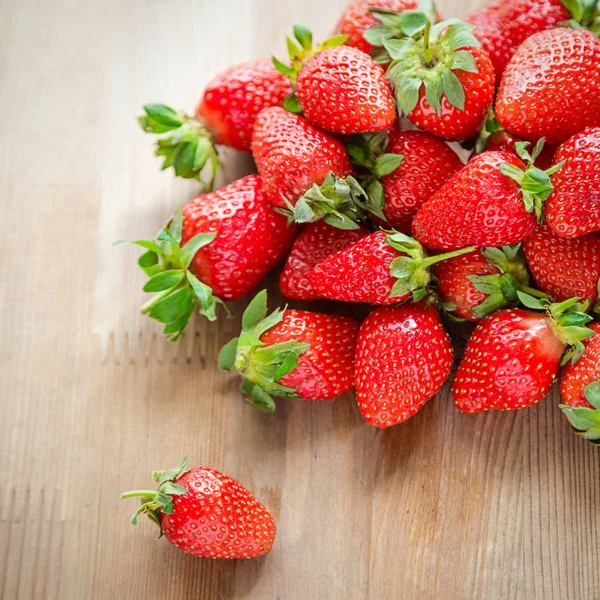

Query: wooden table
[1,0,598,598]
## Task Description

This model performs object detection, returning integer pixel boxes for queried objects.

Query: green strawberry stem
[120,490,158,500]
[422,21,433,65]
[422,247,477,268]
[139,104,220,188]
[520,286,548,299]
[560,380,600,444]
[115,208,228,341]
[218,290,309,413]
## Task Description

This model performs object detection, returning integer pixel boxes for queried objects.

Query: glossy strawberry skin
[545,126,600,238]
[259,310,360,400]
[433,251,499,321]
[160,467,276,559]
[196,59,292,152]
[380,130,463,232]
[560,323,600,409]
[407,46,495,141]
[182,175,296,300]
[495,29,600,146]
[485,130,555,171]
[309,231,408,305]
[522,223,600,304]
[296,46,396,135]
[334,0,420,54]
[452,308,565,413]
[251,107,353,207]
[280,222,368,300]
[355,303,454,427]
[412,151,536,250]
[465,0,569,87]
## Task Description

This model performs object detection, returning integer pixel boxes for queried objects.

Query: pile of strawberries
[122,0,600,561]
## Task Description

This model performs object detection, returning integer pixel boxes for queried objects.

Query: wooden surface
[1,0,599,598]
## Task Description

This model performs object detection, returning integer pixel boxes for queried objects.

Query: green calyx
[474,109,503,154]
[120,456,190,536]
[218,290,309,413]
[386,231,475,302]
[345,132,405,217]
[467,245,547,319]
[139,104,220,189]
[560,381,600,444]
[517,293,596,365]
[115,208,228,342]
[499,139,565,222]
[560,0,600,36]
[364,0,439,63]
[383,0,481,117]
[273,24,348,113]
[280,171,387,230]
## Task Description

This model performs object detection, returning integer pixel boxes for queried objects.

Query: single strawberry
[333,0,420,55]
[560,380,600,444]
[139,59,291,185]
[495,28,600,146]
[452,295,596,413]
[273,26,396,135]
[251,107,353,211]
[219,291,360,411]
[119,175,295,340]
[465,0,570,87]
[433,245,539,321]
[121,457,276,558]
[561,322,600,407]
[309,230,474,305]
[354,302,454,427]
[544,126,600,238]
[522,223,600,306]
[381,4,494,140]
[412,143,564,250]
[279,222,368,300]
[346,129,463,232]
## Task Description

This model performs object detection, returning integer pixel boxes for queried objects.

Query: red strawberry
[273,26,396,135]
[412,145,563,250]
[279,222,368,300]
[495,28,600,146]
[251,107,352,209]
[354,302,454,427]
[544,126,600,238]
[522,223,600,305]
[309,230,474,305]
[121,175,295,340]
[452,296,595,413]
[334,0,420,55]
[382,10,494,140]
[121,457,276,558]
[433,245,533,321]
[219,291,360,411]
[561,322,600,408]
[139,59,291,185]
[465,0,570,87]
[347,129,463,232]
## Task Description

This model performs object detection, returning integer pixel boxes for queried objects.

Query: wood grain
[0,0,598,598]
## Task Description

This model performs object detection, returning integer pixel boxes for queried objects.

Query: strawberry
[412,144,563,250]
[219,291,360,411]
[433,245,536,321]
[139,59,291,186]
[334,0,420,55]
[495,28,600,146]
[544,126,600,238]
[273,26,396,135]
[309,230,474,305]
[120,175,295,340]
[279,222,368,300]
[522,223,600,306]
[251,107,353,210]
[560,380,600,444]
[354,302,454,427]
[465,0,570,87]
[347,129,463,232]
[381,4,494,140]
[121,457,276,558]
[452,295,596,413]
